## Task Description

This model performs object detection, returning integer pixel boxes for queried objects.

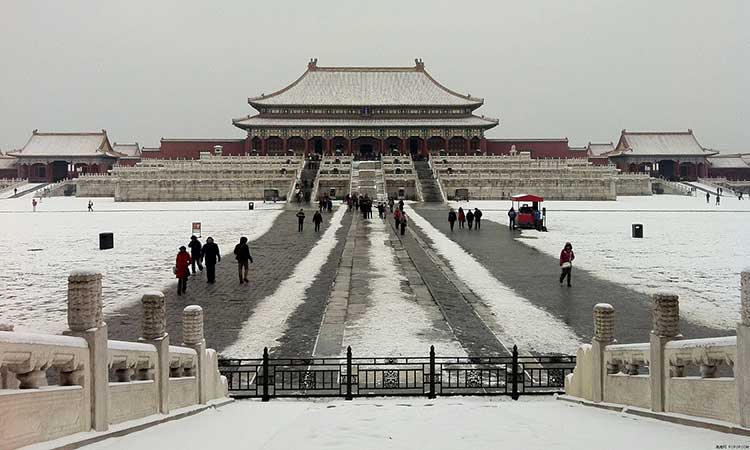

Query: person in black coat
[201,237,221,284]
[313,210,323,232]
[448,208,457,231]
[400,212,408,235]
[233,236,253,284]
[473,208,483,230]
[296,209,306,232]
[188,235,203,274]
[466,210,475,230]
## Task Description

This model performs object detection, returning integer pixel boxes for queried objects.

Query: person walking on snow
[313,210,323,232]
[233,236,253,284]
[716,194,720,205]
[175,246,191,296]
[32,198,37,212]
[706,192,710,203]
[508,207,517,230]
[87,200,93,212]
[188,235,204,274]
[559,242,575,287]
[296,209,306,232]
[458,207,466,229]
[473,208,483,230]
[466,209,475,230]
[399,211,408,236]
[448,208,457,231]
[393,208,402,228]
[201,237,221,284]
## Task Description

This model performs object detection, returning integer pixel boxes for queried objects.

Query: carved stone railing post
[650,293,681,413]
[63,270,106,431]
[140,291,170,414]
[592,303,615,402]
[183,305,208,404]
[737,271,750,427]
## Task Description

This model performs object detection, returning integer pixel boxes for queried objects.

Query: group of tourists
[295,208,325,232]
[447,207,483,231]
[174,234,252,294]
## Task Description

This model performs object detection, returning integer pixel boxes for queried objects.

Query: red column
[46,162,53,182]
[282,138,288,155]
[304,138,310,156]
[261,138,267,155]
[347,138,352,155]
[324,138,330,156]
[244,136,251,154]
[480,138,487,155]
[465,138,470,154]
[399,138,405,156]
[674,160,680,179]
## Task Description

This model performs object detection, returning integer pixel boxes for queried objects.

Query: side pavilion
[605,129,717,180]
[10,130,123,182]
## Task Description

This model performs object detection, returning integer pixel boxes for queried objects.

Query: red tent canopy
[511,194,544,203]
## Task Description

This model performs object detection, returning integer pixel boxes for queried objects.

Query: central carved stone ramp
[350,160,386,202]
[414,159,443,202]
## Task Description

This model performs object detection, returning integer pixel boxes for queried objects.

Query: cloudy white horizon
[0,0,747,151]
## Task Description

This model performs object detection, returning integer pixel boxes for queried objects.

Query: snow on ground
[406,205,581,354]
[451,195,750,330]
[0,197,283,334]
[83,398,745,450]
[342,219,465,356]
[222,206,346,358]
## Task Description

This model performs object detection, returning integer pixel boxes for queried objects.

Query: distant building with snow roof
[0,151,18,178]
[707,152,750,180]
[9,130,122,182]
[606,130,717,180]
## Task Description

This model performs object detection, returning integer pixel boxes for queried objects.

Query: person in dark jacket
[398,199,404,212]
[466,209,475,230]
[458,207,466,229]
[234,237,253,284]
[313,210,323,232]
[296,209,306,232]
[473,208,483,230]
[448,208,457,231]
[201,237,221,284]
[559,242,575,287]
[188,235,203,274]
[400,211,407,235]
[175,246,191,295]
[508,207,517,230]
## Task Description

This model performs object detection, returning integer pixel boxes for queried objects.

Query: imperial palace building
[231,58,499,158]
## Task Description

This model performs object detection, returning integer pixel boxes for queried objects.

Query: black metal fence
[218,345,575,401]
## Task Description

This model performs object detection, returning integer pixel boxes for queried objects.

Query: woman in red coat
[175,246,192,296]
[559,242,575,287]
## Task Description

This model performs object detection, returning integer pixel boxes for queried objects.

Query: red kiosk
[511,194,544,229]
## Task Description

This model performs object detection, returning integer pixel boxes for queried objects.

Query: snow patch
[222,207,346,357]
[406,206,581,354]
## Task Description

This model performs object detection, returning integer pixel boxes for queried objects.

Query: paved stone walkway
[411,206,727,344]
[106,208,348,353]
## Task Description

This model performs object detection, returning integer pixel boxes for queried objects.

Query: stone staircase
[300,159,319,203]
[414,160,444,203]
[351,161,386,202]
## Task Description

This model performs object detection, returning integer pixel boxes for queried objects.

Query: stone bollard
[63,270,107,431]
[650,292,682,413]
[737,271,750,427]
[591,303,615,402]
[183,305,208,404]
[140,291,170,414]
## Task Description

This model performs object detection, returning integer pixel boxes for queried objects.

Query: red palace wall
[709,167,750,181]
[143,139,247,159]
[0,168,17,178]
[485,139,580,158]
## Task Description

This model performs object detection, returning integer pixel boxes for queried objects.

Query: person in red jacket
[175,246,192,296]
[559,242,575,287]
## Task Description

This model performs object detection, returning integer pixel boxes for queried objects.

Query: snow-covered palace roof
[113,142,141,157]
[708,153,750,169]
[248,59,484,108]
[587,142,614,156]
[610,130,717,157]
[12,130,121,158]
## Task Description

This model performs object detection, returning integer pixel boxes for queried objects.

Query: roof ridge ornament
[415,58,424,71]
[308,58,318,71]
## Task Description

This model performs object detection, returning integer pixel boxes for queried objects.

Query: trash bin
[632,224,643,238]
[248,202,254,210]
[99,232,114,250]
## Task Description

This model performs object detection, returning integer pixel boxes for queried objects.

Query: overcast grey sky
[1,0,747,151]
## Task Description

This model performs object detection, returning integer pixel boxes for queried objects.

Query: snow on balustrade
[566,282,748,425]
[0,272,229,449]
